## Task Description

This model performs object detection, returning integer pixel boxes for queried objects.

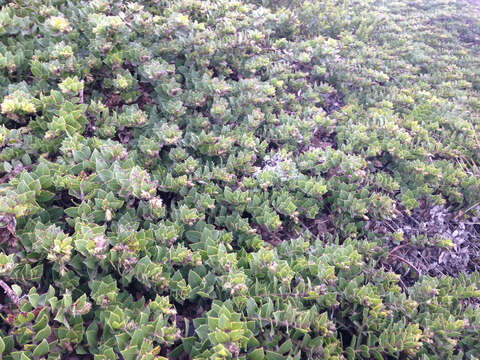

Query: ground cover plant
[0,0,479,358]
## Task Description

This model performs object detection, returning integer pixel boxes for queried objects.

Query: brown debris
[137,82,156,110]
[0,164,31,185]
[116,128,133,144]
[105,94,122,110]
[310,128,337,150]
[174,299,211,336]
[301,214,336,240]
[0,213,17,252]
[322,90,343,115]
[84,113,97,137]
[158,301,212,359]
[0,279,20,305]
[460,297,480,309]
[253,223,299,246]
[381,204,480,281]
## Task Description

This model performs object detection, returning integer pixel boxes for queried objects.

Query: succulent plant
[0,0,479,359]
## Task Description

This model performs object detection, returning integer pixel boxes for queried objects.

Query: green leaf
[278,339,292,354]
[33,324,51,343]
[371,349,383,360]
[169,344,186,358]
[33,339,49,357]
[345,347,355,360]
[28,293,40,308]
[2,335,13,353]
[37,190,55,202]
[12,285,22,297]
[265,351,284,360]
[195,324,209,341]
[0,336,5,355]
[246,298,257,317]
[185,230,201,242]
[214,330,230,344]
[115,333,129,349]
[218,314,229,330]
[188,270,202,287]
[230,329,244,342]
[248,348,265,360]
[300,333,311,348]
[360,345,370,358]
[120,346,138,360]
[2,162,12,173]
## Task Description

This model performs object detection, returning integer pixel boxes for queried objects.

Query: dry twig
[389,254,421,276]
[0,279,20,305]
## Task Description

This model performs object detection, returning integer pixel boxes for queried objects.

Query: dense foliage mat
[0,0,480,358]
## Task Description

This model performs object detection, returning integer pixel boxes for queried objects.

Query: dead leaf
[0,213,17,250]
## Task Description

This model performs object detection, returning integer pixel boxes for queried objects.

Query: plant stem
[0,279,20,305]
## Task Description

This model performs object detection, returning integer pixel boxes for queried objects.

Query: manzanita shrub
[0,0,479,358]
